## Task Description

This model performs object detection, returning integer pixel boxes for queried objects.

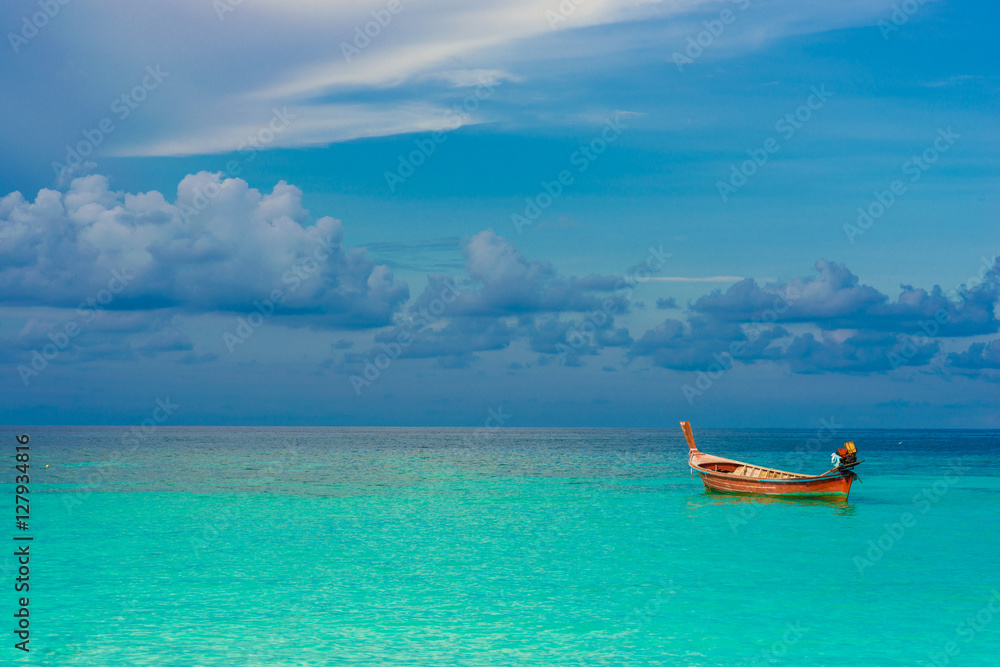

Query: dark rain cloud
[691,260,1000,336]
[630,259,1000,376]
[346,230,634,369]
[947,339,1000,370]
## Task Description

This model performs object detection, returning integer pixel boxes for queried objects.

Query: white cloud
[0,173,409,327]
[111,102,458,157]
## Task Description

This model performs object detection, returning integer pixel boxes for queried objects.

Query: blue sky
[1,0,998,427]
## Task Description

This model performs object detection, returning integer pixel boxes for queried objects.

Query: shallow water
[5,427,999,665]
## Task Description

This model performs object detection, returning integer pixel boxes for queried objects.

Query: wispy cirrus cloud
[0,0,908,161]
[645,276,751,282]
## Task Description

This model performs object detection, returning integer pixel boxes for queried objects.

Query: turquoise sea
[4,427,999,665]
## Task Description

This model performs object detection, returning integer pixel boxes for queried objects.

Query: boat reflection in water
[687,492,859,518]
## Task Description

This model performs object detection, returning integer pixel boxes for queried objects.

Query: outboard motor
[833,441,858,468]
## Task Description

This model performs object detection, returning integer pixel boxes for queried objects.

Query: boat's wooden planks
[696,460,813,481]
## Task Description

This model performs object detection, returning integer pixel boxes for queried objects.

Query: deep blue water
[2,427,999,665]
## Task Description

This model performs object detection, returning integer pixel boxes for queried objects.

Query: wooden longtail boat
[681,421,861,499]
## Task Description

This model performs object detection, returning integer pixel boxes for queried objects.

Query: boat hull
[692,466,855,498]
